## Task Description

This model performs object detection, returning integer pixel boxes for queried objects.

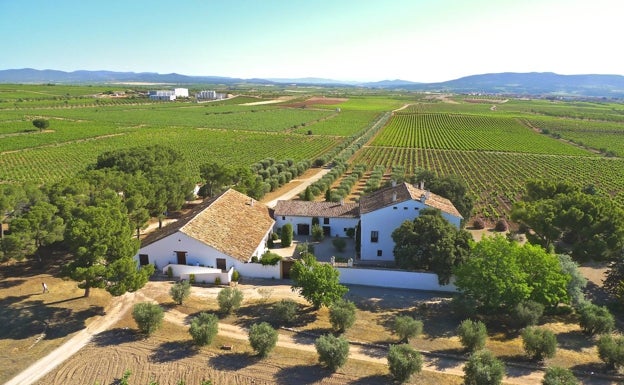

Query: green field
[2,85,624,222]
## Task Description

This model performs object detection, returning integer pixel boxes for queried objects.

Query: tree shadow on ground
[428,349,466,371]
[556,329,594,351]
[150,340,197,363]
[505,362,541,378]
[0,295,103,340]
[208,352,257,371]
[570,362,608,377]
[348,374,391,385]
[290,328,333,345]
[233,301,317,330]
[0,278,26,290]
[357,344,387,359]
[92,328,138,347]
[275,364,332,385]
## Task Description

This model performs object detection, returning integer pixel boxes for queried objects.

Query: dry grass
[0,264,111,384]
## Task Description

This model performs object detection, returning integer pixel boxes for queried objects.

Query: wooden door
[176,251,187,265]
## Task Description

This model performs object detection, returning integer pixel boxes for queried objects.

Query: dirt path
[5,291,140,385]
[11,280,610,385]
[262,167,331,208]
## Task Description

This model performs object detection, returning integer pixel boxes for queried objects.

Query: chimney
[249,198,254,207]
[392,192,397,202]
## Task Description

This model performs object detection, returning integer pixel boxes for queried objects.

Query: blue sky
[0,0,620,82]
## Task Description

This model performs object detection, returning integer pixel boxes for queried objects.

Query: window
[393,206,397,210]
[282,216,285,220]
[323,217,330,225]
[377,250,383,257]
[370,231,379,243]
[404,207,408,210]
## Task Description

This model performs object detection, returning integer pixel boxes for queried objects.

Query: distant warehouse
[148,88,189,101]
[196,90,227,100]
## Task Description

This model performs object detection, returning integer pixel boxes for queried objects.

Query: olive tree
[132,302,164,336]
[189,312,219,346]
[248,322,278,357]
[387,344,423,383]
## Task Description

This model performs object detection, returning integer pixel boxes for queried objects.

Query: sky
[0,0,621,82]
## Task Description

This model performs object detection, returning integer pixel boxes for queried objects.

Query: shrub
[170,280,191,305]
[472,218,486,230]
[329,299,356,333]
[260,251,282,266]
[393,315,423,343]
[312,224,324,241]
[332,238,346,252]
[231,270,240,282]
[281,223,293,247]
[463,350,505,385]
[248,322,278,357]
[273,299,299,324]
[457,319,487,352]
[315,334,349,371]
[189,274,195,284]
[214,276,221,285]
[495,219,508,232]
[451,295,478,319]
[346,227,355,238]
[597,334,624,370]
[387,344,423,383]
[542,366,579,385]
[189,312,218,346]
[522,327,557,361]
[217,287,243,314]
[167,266,173,279]
[578,303,614,335]
[512,300,544,328]
[132,302,164,336]
[267,237,274,248]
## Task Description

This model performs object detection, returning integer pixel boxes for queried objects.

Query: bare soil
[282,97,348,109]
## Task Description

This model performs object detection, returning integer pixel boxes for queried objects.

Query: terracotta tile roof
[141,189,274,262]
[273,200,359,218]
[359,182,462,218]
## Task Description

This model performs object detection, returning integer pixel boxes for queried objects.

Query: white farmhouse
[134,188,275,282]
[273,200,359,238]
[272,182,462,263]
[358,182,462,261]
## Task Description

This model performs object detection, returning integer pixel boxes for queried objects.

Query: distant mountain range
[2,68,624,98]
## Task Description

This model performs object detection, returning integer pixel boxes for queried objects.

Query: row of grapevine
[351,147,624,220]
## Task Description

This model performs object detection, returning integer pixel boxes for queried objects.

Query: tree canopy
[512,179,624,260]
[413,171,474,221]
[392,208,472,284]
[291,254,348,309]
[64,194,147,297]
[454,235,569,312]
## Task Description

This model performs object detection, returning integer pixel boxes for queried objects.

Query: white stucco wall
[359,200,461,261]
[136,232,236,270]
[337,267,457,292]
[275,215,357,237]
[360,200,427,261]
[236,262,281,279]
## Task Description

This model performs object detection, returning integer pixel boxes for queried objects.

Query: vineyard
[2,84,624,223]
[371,112,594,155]
[337,99,624,222]
[351,147,624,220]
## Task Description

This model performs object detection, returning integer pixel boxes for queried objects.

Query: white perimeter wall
[337,267,457,292]
[236,262,281,280]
